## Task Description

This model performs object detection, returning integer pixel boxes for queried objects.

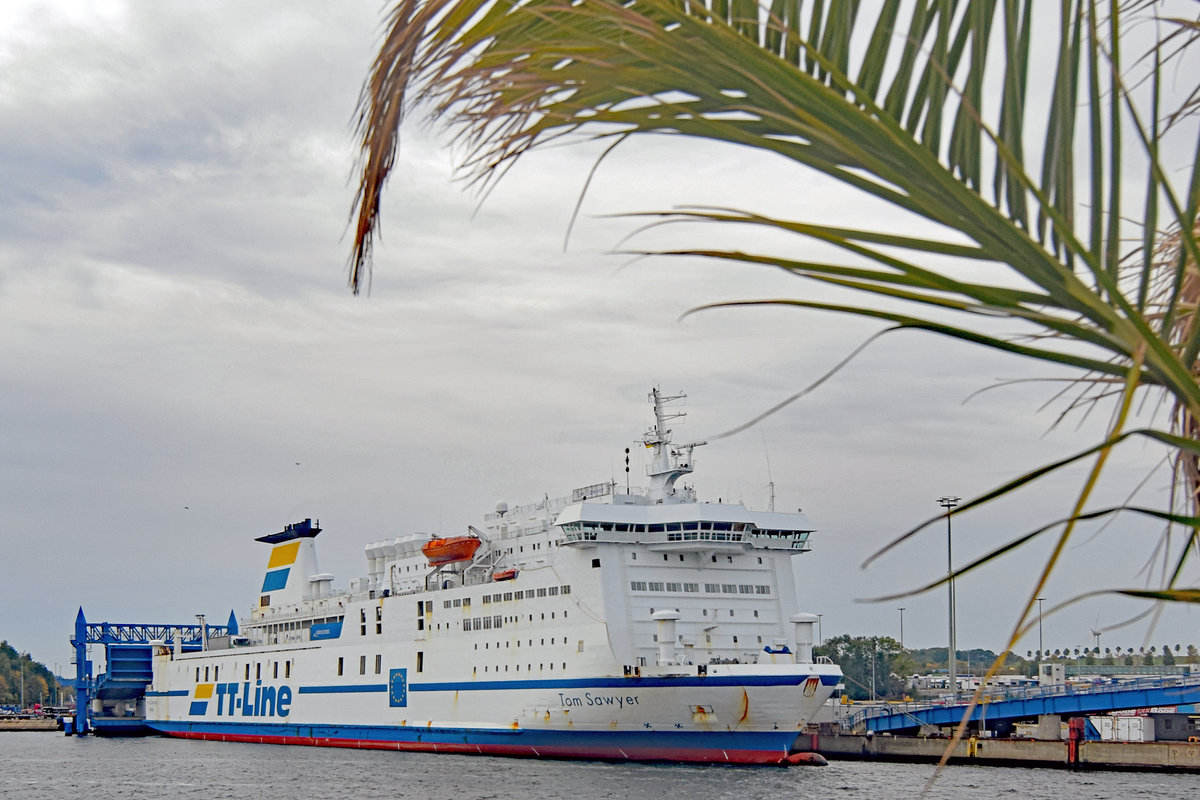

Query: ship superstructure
[144,389,842,764]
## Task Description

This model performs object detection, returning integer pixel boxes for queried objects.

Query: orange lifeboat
[421,535,482,566]
[492,568,518,582]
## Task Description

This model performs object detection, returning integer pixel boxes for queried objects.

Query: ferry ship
[144,390,842,764]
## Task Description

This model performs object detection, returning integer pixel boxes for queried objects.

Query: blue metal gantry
[70,607,234,735]
[848,674,1200,734]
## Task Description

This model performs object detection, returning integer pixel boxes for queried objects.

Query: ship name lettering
[558,692,639,709]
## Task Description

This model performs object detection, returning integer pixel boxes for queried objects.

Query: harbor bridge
[847,674,1200,734]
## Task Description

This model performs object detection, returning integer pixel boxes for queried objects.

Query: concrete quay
[0,718,58,732]
[796,733,1200,772]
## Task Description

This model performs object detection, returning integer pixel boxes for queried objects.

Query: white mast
[644,388,706,503]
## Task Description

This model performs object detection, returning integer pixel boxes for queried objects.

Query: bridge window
[337,657,343,676]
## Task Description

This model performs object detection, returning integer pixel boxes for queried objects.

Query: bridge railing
[843,674,1200,730]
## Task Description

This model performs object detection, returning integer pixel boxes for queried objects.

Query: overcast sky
[2,2,1197,675]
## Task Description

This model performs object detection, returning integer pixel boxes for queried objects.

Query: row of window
[441,585,572,610]
[196,659,292,683]
[335,654,384,676]
[442,609,569,632]
[630,581,771,595]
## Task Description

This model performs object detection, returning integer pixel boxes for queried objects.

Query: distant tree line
[813,636,1198,701]
[0,641,68,708]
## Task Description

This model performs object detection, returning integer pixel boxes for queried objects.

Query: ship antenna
[761,426,775,512]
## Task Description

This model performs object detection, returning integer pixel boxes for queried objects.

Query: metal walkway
[849,676,1200,734]
[70,607,232,735]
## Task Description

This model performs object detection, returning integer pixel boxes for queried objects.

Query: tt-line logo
[190,681,293,718]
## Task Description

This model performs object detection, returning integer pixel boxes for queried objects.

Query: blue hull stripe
[150,719,800,752]
[145,690,189,697]
[298,684,387,694]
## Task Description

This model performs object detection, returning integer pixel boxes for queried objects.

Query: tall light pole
[939,496,960,696]
[1037,597,1045,661]
[817,614,823,646]
[898,607,906,649]
[20,652,27,710]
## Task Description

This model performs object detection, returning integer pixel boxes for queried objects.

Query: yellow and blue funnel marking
[262,541,300,593]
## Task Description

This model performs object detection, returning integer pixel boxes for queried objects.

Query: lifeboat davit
[422,535,482,566]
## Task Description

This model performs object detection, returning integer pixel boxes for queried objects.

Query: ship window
[453,599,461,607]
[730,610,735,617]
[757,557,763,564]
[286,661,291,679]
[483,596,491,604]
[711,556,717,563]
[195,667,200,682]
[722,584,736,593]
[256,663,262,680]
[204,667,209,681]
[273,662,278,679]
[444,601,452,609]
[537,588,547,597]
[494,615,502,627]
[561,585,570,594]
[245,664,250,680]
[667,583,681,592]
[705,583,719,593]
[733,636,739,644]
[648,524,665,533]
[663,553,669,561]
[578,640,584,652]
[337,657,343,676]
[417,651,423,673]
[756,585,771,595]
[631,553,637,561]
[615,523,629,532]
[591,558,601,568]
[739,585,753,594]
[631,581,647,591]
[648,582,664,591]
[463,598,471,609]
[375,654,382,674]
[360,655,367,675]
[754,610,760,618]
[684,583,699,592]
[504,592,513,601]
[214,666,219,680]
[683,521,699,530]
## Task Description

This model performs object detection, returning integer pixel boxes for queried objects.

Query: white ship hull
[143,391,842,763]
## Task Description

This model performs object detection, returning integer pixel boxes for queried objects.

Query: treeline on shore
[814,635,1200,702]
[0,641,69,708]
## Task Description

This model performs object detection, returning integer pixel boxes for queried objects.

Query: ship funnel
[652,609,681,666]
[790,613,819,664]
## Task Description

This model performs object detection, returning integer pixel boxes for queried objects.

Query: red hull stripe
[165,730,786,765]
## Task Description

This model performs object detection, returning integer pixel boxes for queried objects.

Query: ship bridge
[556,503,813,552]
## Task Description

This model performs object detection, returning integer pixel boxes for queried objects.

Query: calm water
[1,732,1195,799]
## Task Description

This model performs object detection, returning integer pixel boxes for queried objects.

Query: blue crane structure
[70,607,234,735]
[848,674,1200,734]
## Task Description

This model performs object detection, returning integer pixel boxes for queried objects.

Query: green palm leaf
[350,0,1200,651]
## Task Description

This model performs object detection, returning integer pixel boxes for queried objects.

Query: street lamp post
[1037,597,1045,661]
[898,607,905,649]
[20,652,27,711]
[817,614,823,646]
[939,496,960,696]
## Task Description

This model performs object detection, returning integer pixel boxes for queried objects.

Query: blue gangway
[849,675,1200,734]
